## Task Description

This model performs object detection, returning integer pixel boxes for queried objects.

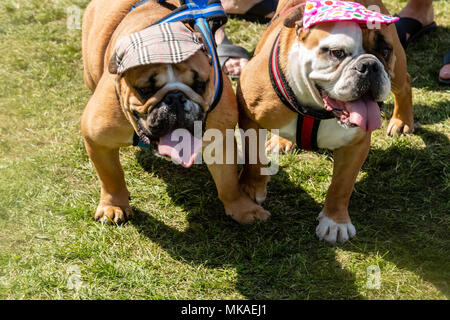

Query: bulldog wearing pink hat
[238,0,413,243]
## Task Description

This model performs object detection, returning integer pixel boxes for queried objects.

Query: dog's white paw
[315,212,356,243]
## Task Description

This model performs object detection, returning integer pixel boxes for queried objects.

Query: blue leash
[129,0,227,149]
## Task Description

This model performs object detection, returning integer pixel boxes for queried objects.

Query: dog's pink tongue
[345,98,381,132]
[158,130,202,168]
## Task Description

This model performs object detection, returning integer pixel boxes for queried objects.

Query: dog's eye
[192,80,207,95]
[135,86,156,99]
[192,71,208,95]
[330,49,346,59]
[134,74,158,99]
[381,48,392,60]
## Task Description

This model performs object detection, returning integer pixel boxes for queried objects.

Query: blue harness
[128,0,227,149]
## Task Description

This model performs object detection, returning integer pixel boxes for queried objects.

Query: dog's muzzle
[120,80,208,143]
[141,89,203,140]
[347,54,389,101]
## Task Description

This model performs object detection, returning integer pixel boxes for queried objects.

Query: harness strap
[268,31,324,151]
[296,115,321,151]
[269,32,334,119]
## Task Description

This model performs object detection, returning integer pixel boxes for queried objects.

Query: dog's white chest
[278,118,362,151]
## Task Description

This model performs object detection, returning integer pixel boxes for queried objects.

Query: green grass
[0,0,449,300]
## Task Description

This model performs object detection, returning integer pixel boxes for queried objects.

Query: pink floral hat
[303,0,399,29]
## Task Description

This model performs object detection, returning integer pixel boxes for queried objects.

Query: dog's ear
[108,38,127,74]
[108,51,119,74]
[283,5,304,33]
[192,31,212,65]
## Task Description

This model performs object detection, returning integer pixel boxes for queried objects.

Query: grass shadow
[381,98,449,127]
[349,127,450,297]
[132,150,362,299]
[131,126,449,298]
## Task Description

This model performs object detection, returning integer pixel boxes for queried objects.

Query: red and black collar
[269,32,333,151]
[269,32,334,120]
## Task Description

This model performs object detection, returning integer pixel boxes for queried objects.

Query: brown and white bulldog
[237,0,414,243]
[81,0,270,224]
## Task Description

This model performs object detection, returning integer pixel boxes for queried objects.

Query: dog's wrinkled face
[118,50,213,144]
[288,19,395,131]
[304,21,392,102]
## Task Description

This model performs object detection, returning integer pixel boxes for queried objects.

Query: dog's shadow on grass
[131,127,448,299]
[132,151,362,299]
[349,127,449,297]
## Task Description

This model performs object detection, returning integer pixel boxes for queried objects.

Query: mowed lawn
[0,0,449,300]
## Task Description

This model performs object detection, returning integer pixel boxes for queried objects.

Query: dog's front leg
[83,140,133,223]
[387,36,414,136]
[316,132,371,243]
[81,76,134,224]
[205,128,270,224]
[388,71,414,136]
[238,112,271,206]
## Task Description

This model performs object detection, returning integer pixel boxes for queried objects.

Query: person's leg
[398,0,434,42]
[216,0,278,77]
[221,0,267,15]
[215,26,249,77]
[440,64,450,82]
[439,50,450,85]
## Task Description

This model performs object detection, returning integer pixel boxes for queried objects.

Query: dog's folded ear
[108,51,119,74]
[283,4,304,32]
[108,38,126,74]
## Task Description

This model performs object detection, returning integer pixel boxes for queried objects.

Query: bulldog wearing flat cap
[81,0,270,224]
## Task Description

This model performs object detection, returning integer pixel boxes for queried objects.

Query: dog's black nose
[355,59,379,76]
[163,90,187,106]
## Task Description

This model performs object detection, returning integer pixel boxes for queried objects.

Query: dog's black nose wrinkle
[164,90,187,107]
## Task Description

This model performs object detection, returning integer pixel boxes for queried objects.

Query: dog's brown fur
[237,0,413,237]
[81,0,269,224]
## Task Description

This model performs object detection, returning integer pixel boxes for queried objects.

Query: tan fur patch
[299,22,335,50]
[361,25,396,78]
